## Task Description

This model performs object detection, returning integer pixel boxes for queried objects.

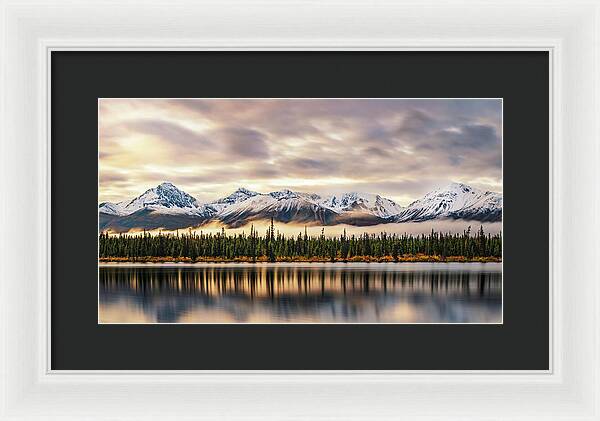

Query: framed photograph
[1,1,599,420]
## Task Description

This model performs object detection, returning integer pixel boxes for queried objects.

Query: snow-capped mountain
[208,187,259,213]
[99,182,213,217]
[99,181,502,232]
[218,189,338,228]
[320,192,403,218]
[98,202,126,216]
[392,182,502,223]
[216,190,404,227]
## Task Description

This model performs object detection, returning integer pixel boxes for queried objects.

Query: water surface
[99,262,502,323]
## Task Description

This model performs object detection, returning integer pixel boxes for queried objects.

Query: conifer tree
[99,223,502,262]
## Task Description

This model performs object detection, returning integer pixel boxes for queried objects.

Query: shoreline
[99,255,501,264]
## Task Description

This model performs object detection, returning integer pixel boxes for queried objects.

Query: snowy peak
[98,202,126,216]
[234,187,258,197]
[320,192,403,218]
[217,190,335,228]
[269,189,298,200]
[219,189,321,217]
[268,189,322,202]
[209,187,259,211]
[445,181,474,192]
[397,183,502,222]
[123,182,199,212]
[99,182,213,217]
[407,183,473,212]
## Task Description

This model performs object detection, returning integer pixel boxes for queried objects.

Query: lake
[98,262,502,324]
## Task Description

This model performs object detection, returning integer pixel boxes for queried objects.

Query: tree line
[99,219,501,262]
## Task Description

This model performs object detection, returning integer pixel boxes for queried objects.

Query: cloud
[99,98,502,204]
[166,98,214,114]
[124,119,212,148]
[396,108,436,137]
[99,172,129,184]
[435,124,499,150]
[284,158,339,174]
[362,146,388,158]
[217,127,270,159]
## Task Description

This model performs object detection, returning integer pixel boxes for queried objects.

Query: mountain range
[99,181,502,232]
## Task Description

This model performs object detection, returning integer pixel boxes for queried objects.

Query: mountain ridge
[99,181,502,232]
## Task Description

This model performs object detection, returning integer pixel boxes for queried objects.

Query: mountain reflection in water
[98,263,502,323]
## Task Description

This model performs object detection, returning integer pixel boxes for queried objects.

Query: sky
[99,98,502,205]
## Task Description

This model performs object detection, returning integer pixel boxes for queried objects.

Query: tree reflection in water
[99,263,502,323]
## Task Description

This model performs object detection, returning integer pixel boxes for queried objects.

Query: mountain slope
[392,182,502,223]
[99,207,209,232]
[99,182,217,232]
[99,182,214,217]
[320,192,403,218]
[208,187,259,213]
[217,190,339,228]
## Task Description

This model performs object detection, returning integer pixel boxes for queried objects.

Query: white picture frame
[1,0,598,419]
